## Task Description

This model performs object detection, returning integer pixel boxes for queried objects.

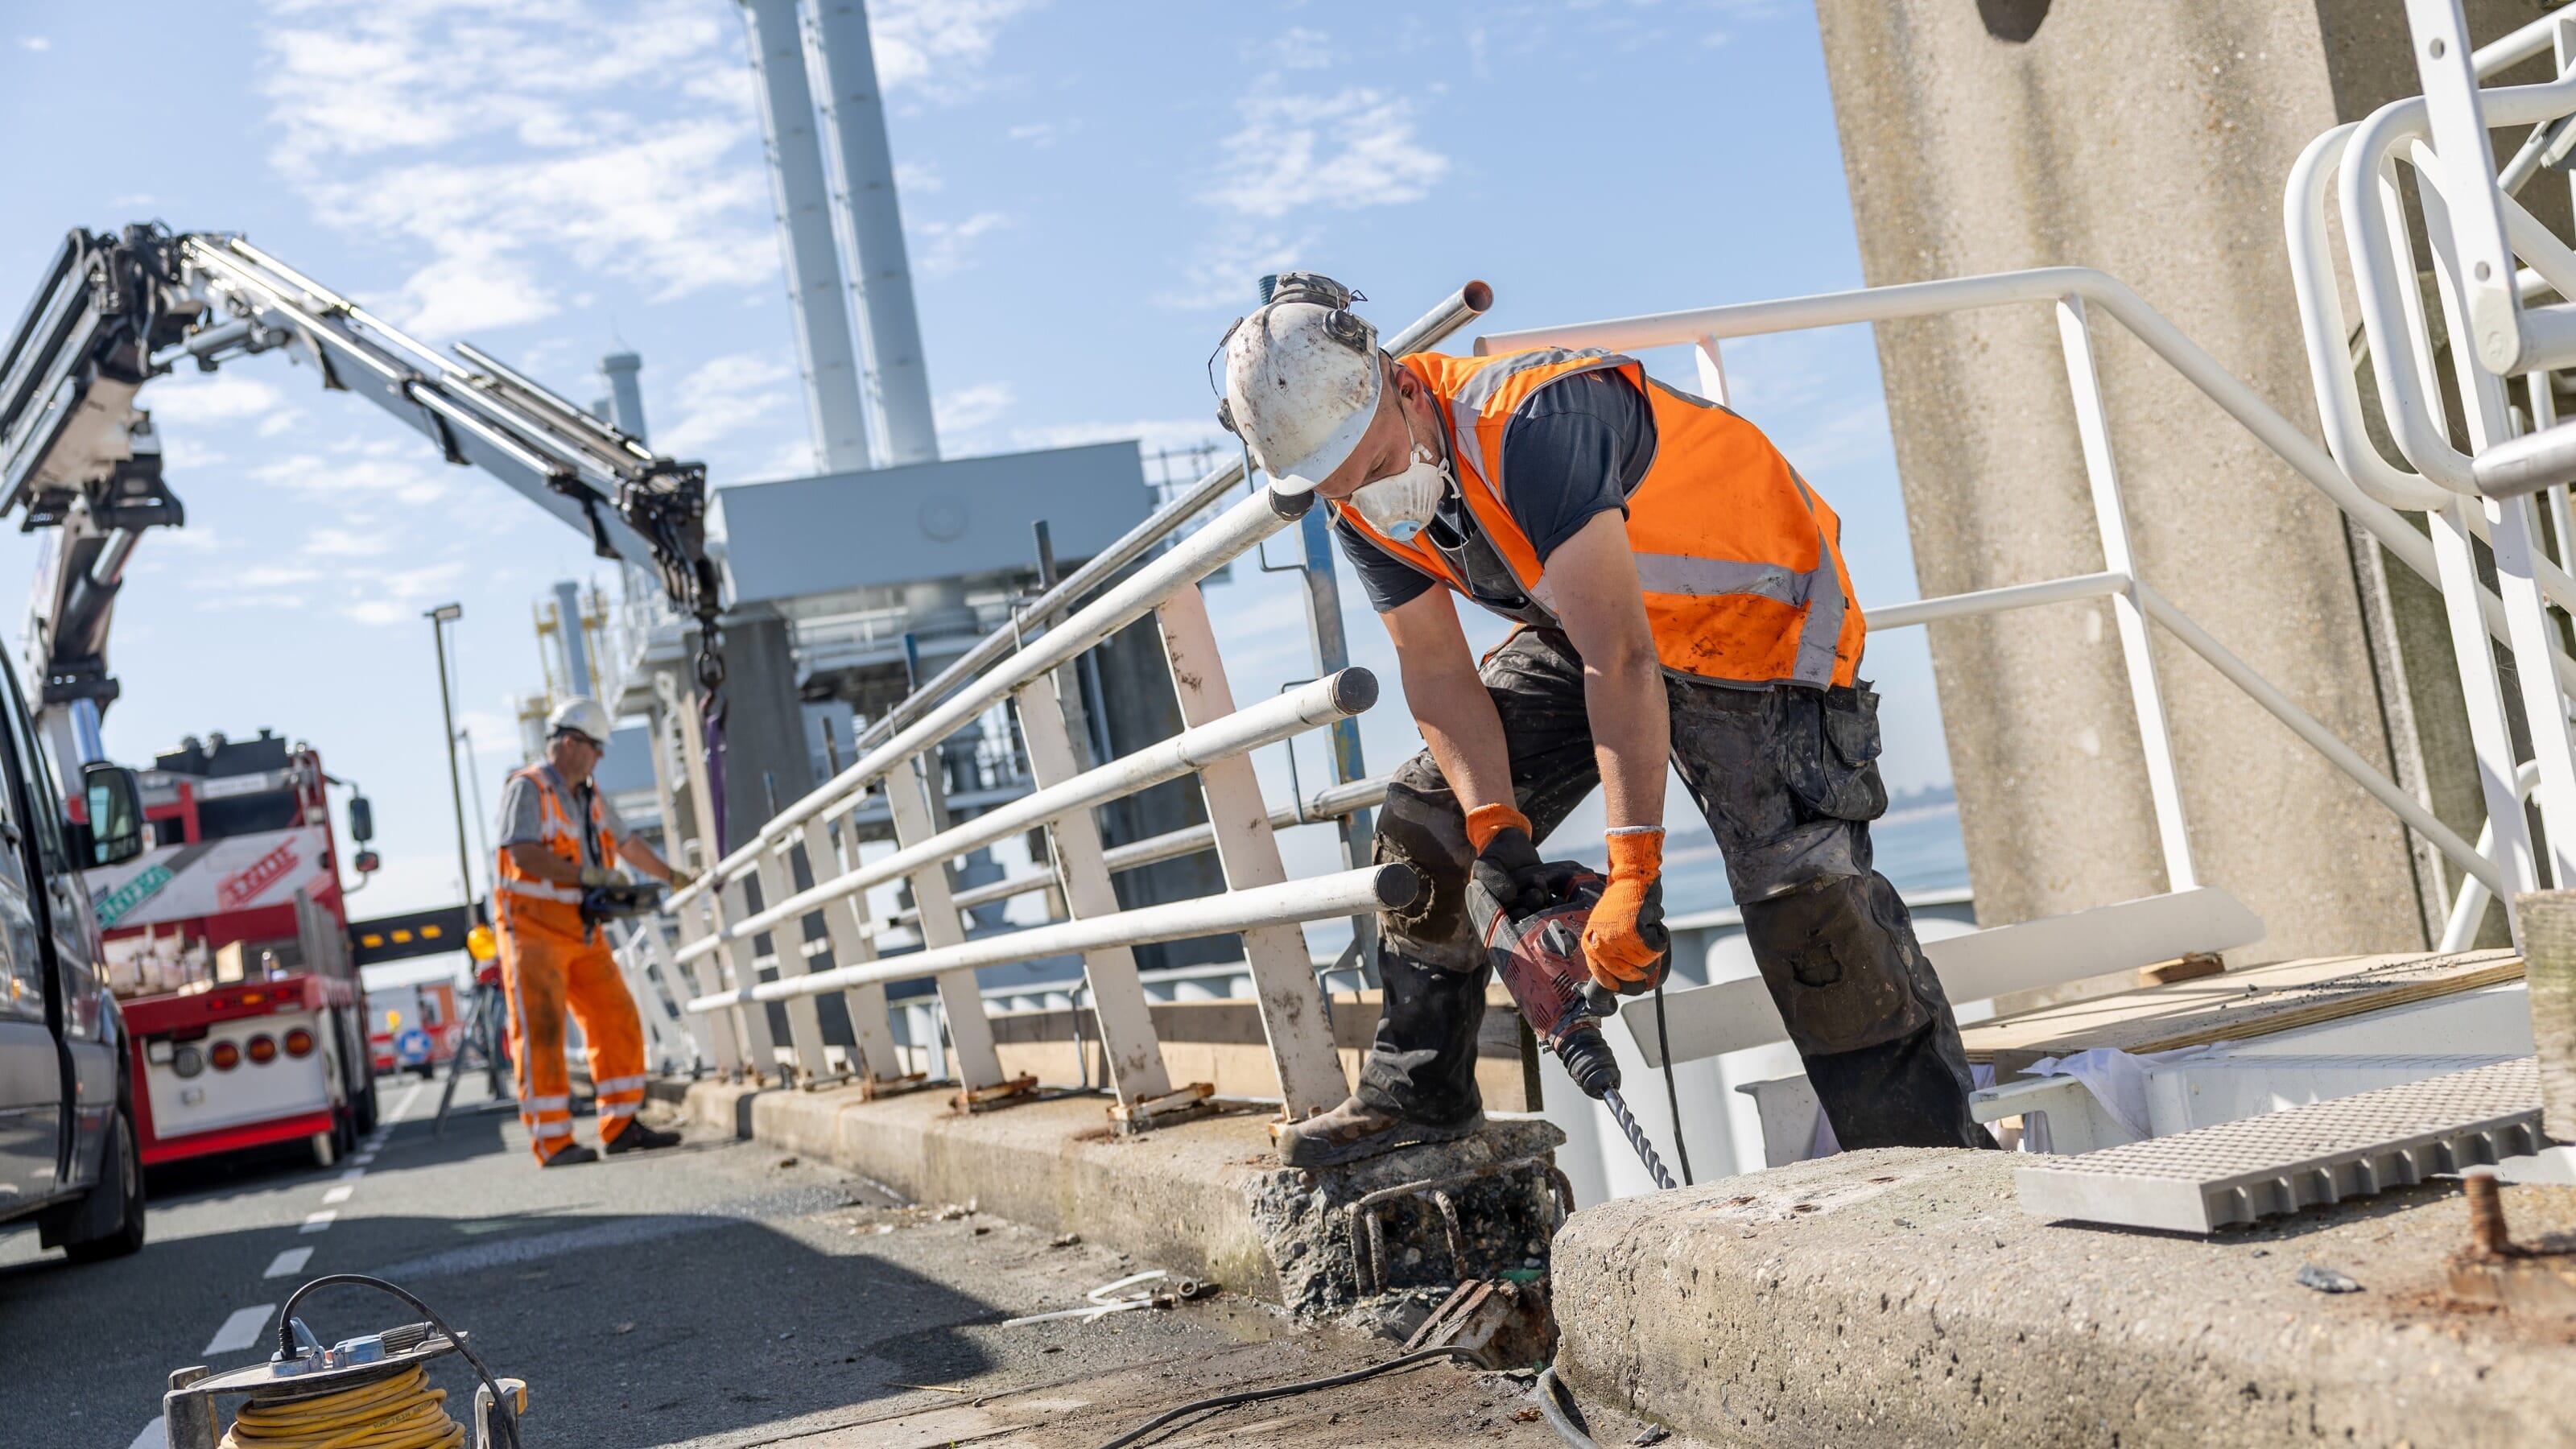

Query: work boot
[1276,1094,1484,1168]
[603,1119,681,1155]
[540,1143,597,1168]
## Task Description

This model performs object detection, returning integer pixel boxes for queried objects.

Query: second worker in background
[1217,275,1997,1167]
[491,697,692,1166]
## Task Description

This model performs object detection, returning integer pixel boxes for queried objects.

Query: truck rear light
[284,1027,315,1058]
[173,1045,204,1078]
[246,1034,278,1065]
[209,1040,241,1071]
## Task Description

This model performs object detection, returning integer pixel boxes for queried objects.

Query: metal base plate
[2016,1058,2544,1233]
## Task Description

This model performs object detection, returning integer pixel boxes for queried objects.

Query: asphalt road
[0,1074,1604,1448]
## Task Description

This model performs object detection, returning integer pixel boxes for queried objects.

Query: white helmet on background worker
[547,696,613,749]
[1218,273,1448,540]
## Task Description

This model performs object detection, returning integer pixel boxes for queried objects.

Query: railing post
[1155,582,1351,1119]
[1294,502,1380,987]
[753,840,835,1085]
[2056,295,2198,892]
[883,752,1021,1097]
[1692,333,1731,407]
[1013,675,1191,1120]
[716,875,781,1082]
[671,893,741,1076]
[2414,165,2576,906]
[800,814,910,1092]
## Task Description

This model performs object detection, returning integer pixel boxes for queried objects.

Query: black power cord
[1094,1344,1494,1448]
[272,1273,518,1449]
[1536,1365,1605,1449]
[1652,980,1694,1187]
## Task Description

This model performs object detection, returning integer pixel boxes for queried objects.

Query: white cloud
[1011,417,1227,458]
[1154,225,1312,312]
[1204,87,1447,220]
[868,0,1042,97]
[1005,122,1057,147]
[895,160,943,193]
[935,382,1013,436]
[346,562,470,626]
[252,448,453,508]
[1249,27,1333,72]
[304,526,398,560]
[259,1,776,337]
[144,374,289,426]
[910,210,1012,277]
[656,353,795,456]
[17,36,49,52]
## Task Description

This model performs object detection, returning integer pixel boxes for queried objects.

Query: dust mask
[1348,411,1450,542]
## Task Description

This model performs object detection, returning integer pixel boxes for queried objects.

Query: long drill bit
[1600,1086,1678,1191]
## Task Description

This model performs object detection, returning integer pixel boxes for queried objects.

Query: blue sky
[0,0,1952,924]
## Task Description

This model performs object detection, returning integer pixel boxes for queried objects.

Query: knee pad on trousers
[1740,873,1934,1056]
[1369,782,1482,973]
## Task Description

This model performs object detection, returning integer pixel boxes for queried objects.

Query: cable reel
[163,1274,526,1449]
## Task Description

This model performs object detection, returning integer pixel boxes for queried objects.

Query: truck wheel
[63,1108,146,1263]
[353,1067,379,1134]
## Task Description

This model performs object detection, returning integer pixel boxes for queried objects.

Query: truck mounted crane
[0,221,728,770]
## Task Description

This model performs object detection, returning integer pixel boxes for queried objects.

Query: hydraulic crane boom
[0,222,725,762]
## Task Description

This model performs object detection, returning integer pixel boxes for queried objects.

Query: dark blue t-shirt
[1331,368,1653,616]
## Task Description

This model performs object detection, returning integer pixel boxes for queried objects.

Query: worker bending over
[1218,275,1996,1166]
[493,698,690,1166]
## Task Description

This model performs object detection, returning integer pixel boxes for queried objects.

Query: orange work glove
[1582,826,1670,995]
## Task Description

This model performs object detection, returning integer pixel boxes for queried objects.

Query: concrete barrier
[1552,1148,2576,1446]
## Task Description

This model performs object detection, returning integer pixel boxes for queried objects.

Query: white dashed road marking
[263,1247,314,1279]
[204,1304,276,1355]
[126,1417,165,1449]
[322,1185,353,1204]
[390,1082,426,1121]
[340,1166,365,1181]
[299,1211,337,1233]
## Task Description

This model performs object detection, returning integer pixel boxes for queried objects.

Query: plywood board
[1963,948,2523,1077]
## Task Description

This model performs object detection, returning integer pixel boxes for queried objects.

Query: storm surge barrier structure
[633,283,1490,1130]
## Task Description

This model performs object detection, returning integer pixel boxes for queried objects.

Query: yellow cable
[220,1365,467,1449]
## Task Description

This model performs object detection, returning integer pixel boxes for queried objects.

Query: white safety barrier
[631,283,1492,1128]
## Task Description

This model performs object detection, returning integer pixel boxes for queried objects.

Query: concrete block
[683,1079,1563,1313]
[1554,1149,2576,1447]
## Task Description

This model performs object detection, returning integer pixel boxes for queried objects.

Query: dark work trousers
[1356,626,1993,1151]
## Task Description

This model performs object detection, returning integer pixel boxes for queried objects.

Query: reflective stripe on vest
[1332,349,1864,690]
[494,766,617,929]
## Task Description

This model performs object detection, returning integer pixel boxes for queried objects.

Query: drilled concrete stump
[676,1079,1562,1313]
[1553,1148,2576,1447]
[2519,889,2576,1142]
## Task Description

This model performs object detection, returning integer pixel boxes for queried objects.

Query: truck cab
[0,652,148,1261]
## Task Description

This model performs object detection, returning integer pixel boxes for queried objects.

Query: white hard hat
[1219,274,1381,494]
[547,697,613,748]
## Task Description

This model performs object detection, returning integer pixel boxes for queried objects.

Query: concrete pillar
[1810,2,2559,961]
[737,0,874,473]
[714,607,818,852]
[807,0,940,466]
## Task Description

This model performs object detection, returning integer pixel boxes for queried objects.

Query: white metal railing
[2277,0,2576,937]
[641,283,1491,1127]
[1476,265,2505,919]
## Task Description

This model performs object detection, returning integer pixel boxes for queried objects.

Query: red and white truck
[78,731,378,1168]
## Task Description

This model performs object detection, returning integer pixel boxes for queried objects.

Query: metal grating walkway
[2015,1058,2545,1232]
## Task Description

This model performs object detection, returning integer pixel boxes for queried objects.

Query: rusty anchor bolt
[2464,1167,2515,1260]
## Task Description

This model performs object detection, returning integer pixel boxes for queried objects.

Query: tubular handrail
[667,280,1493,912]
[1478,264,2576,698]
[1479,262,2513,902]
[683,865,1416,1010]
[671,667,1377,965]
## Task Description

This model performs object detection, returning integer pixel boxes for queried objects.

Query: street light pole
[427,604,479,921]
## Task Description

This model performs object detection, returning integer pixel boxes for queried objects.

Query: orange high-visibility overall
[1332,348,1867,688]
[493,765,647,1162]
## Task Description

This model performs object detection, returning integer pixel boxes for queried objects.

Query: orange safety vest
[1331,349,1866,689]
[493,765,617,940]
